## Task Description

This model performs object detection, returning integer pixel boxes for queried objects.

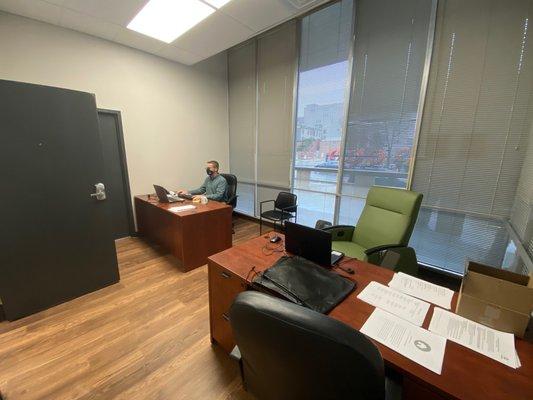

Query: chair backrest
[354,186,423,249]
[221,173,238,208]
[230,291,385,400]
[274,191,297,212]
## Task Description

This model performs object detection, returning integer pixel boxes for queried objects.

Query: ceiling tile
[0,0,62,25]
[157,45,205,66]
[221,0,297,31]
[59,8,120,41]
[114,27,165,54]
[173,11,253,58]
[42,0,66,5]
[61,0,147,26]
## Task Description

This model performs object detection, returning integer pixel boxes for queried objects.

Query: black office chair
[221,173,238,233]
[259,191,297,234]
[221,173,238,209]
[229,291,401,400]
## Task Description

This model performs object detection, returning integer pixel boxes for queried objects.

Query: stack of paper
[169,205,196,213]
[357,281,430,326]
[429,308,521,369]
[360,308,446,374]
[389,272,454,310]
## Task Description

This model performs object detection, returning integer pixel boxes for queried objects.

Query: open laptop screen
[285,221,333,266]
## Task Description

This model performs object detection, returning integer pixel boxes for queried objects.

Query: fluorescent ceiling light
[127,0,215,43]
[203,0,232,8]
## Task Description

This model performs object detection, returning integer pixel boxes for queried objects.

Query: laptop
[285,221,344,267]
[153,184,184,203]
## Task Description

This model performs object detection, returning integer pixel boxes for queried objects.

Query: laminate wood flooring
[0,217,265,400]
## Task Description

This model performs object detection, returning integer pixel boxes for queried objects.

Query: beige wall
[0,12,229,198]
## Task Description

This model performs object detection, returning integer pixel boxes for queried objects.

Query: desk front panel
[135,195,232,270]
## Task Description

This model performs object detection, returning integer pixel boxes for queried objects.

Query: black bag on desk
[252,256,356,314]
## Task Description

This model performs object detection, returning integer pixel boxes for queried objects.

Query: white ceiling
[0,0,329,65]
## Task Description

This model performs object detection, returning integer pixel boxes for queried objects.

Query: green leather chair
[324,186,423,276]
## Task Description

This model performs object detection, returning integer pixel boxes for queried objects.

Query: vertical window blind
[228,41,257,215]
[256,21,297,210]
[412,0,533,218]
[338,0,434,223]
[228,41,256,184]
[511,124,533,257]
[227,21,297,216]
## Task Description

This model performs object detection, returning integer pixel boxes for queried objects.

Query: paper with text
[389,272,453,310]
[169,205,196,213]
[429,308,520,368]
[357,281,430,326]
[361,308,446,374]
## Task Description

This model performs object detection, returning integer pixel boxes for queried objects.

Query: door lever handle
[91,183,106,200]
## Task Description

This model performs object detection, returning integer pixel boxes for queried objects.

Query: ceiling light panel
[202,0,232,8]
[127,0,215,43]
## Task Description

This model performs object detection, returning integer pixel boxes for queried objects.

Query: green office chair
[323,186,423,276]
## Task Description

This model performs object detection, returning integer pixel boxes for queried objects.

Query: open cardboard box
[456,261,533,338]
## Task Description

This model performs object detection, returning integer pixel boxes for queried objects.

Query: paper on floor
[360,308,446,374]
[357,281,430,326]
[429,307,520,369]
[169,205,196,213]
[389,272,454,310]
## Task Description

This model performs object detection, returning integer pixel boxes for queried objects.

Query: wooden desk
[135,195,232,271]
[207,234,533,400]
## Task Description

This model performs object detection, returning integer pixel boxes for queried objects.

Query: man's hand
[178,190,188,195]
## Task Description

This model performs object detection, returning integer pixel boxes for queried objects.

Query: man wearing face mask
[178,160,228,202]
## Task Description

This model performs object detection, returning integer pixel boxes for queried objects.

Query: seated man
[179,160,228,202]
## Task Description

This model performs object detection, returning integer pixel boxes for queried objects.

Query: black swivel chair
[229,291,401,400]
[221,173,238,233]
[259,191,297,234]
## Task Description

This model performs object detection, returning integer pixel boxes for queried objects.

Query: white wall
[0,12,229,198]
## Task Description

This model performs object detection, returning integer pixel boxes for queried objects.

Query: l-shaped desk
[207,234,533,400]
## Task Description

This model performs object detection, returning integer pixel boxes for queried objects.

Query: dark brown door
[0,80,119,320]
[97,110,134,239]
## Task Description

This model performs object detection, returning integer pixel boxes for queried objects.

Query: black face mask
[206,168,214,176]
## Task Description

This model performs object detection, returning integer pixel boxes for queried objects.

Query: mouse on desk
[269,235,282,243]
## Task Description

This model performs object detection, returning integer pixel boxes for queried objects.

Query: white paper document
[389,272,454,310]
[357,281,430,326]
[360,308,446,374]
[169,205,196,213]
[429,308,520,369]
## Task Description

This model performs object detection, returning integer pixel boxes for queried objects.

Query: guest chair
[322,186,422,276]
[221,173,238,233]
[229,291,401,400]
[259,191,297,234]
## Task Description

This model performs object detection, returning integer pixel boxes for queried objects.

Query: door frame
[97,108,136,237]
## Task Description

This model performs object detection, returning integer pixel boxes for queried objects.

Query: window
[339,0,434,202]
[411,0,533,274]
[292,0,434,227]
[292,0,354,226]
[228,22,297,216]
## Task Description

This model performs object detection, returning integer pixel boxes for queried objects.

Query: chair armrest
[364,244,404,256]
[279,204,297,213]
[230,345,242,362]
[365,246,419,276]
[259,199,275,213]
[323,225,355,241]
[226,194,238,205]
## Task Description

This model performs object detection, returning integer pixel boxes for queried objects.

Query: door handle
[90,183,106,200]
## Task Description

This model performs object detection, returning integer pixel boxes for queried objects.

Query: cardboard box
[456,261,533,338]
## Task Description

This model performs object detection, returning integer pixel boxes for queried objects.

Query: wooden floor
[0,217,266,400]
